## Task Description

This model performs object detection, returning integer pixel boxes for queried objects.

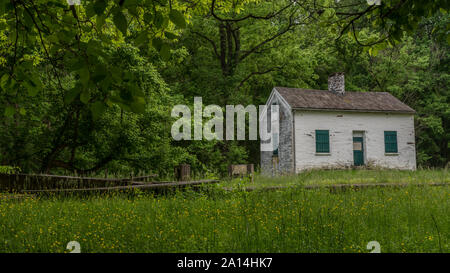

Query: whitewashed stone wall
[260,90,294,175]
[294,111,416,171]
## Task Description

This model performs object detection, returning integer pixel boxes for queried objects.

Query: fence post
[247,164,254,183]
[175,164,190,181]
[228,164,254,182]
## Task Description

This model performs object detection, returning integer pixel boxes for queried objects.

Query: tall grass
[0,183,448,253]
[223,169,450,189]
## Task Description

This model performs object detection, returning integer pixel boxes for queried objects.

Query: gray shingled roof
[274,87,415,114]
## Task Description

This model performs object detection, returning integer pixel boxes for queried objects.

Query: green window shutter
[315,130,330,153]
[384,131,398,153]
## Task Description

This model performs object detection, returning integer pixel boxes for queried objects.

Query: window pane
[316,130,329,153]
[384,131,398,153]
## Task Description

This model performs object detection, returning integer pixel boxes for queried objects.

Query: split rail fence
[0,173,218,193]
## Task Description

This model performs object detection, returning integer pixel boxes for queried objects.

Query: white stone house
[260,73,417,174]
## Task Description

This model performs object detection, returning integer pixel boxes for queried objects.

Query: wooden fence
[21,179,219,193]
[0,173,156,192]
[0,173,218,193]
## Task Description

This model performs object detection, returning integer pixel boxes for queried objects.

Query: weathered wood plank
[228,164,254,182]
[130,175,158,181]
[21,179,219,193]
[174,164,190,181]
[0,173,144,191]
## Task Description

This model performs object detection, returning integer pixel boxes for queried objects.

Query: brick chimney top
[328,72,345,95]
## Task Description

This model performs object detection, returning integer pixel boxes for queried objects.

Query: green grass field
[0,170,449,253]
[222,169,450,189]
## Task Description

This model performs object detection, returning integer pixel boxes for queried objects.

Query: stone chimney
[328,72,345,95]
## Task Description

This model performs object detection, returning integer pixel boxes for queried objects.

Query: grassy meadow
[0,169,449,253]
[222,169,450,189]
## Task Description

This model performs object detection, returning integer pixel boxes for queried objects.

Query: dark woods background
[0,0,448,177]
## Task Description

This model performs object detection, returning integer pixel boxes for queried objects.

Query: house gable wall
[260,89,294,175]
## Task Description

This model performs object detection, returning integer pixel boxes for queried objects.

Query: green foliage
[330,0,449,49]
[0,0,448,176]
[113,9,128,36]
[0,43,188,175]
[0,0,188,116]
[169,9,186,29]
[0,165,20,174]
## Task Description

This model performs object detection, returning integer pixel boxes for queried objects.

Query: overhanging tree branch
[210,0,294,22]
[191,30,220,58]
[235,66,282,91]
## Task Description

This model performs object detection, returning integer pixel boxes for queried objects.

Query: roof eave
[292,107,416,114]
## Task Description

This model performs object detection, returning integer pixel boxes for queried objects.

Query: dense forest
[0,0,448,176]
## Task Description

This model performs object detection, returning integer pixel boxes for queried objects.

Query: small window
[272,131,279,156]
[316,130,330,153]
[384,131,398,153]
[271,102,279,156]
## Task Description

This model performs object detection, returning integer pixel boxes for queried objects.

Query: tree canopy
[0,0,448,174]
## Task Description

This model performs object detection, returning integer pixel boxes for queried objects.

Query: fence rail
[0,173,156,192]
[21,179,220,193]
[0,173,219,193]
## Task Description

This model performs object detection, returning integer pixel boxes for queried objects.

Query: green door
[353,137,364,166]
